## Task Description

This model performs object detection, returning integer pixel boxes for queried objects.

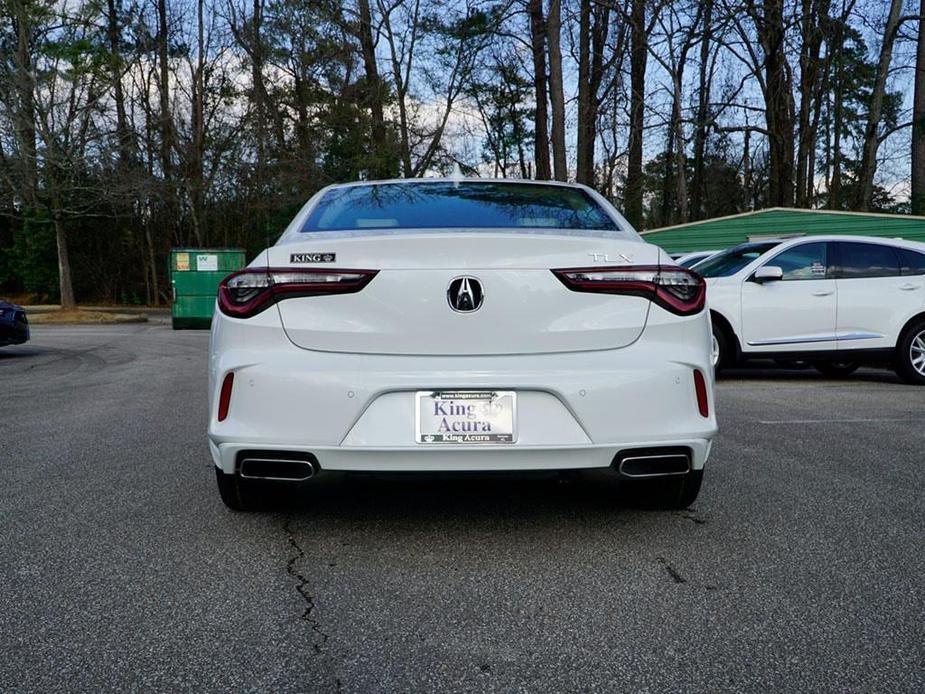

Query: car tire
[895,319,925,385]
[621,469,704,510]
[215,467,255,511]
[812,360,861,378]
[711,321,733,374]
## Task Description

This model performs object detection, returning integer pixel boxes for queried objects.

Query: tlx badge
[290,253,336,263]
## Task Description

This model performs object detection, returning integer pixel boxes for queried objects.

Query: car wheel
[621,469,704,510]
[895,319,925,385]
[215,467,256,511]
[812,360,861,378]
[711,321,733,373]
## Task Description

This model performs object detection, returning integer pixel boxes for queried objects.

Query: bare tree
[855,0,903,210]
[753,0,795,206]
[795,0,831,207]
[356,0,392,177]
[547,0,567,180]
[913,0,925,214]
[690,0,715,220]
[528,0,551,179]
[648,1,702,224]
[576,0,611,186]
[624,0,648,226]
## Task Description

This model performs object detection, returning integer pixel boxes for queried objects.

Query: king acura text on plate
[416,391,516,444]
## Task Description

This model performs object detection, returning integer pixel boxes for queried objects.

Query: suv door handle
[811,290,834,297]
[899,283,920,291]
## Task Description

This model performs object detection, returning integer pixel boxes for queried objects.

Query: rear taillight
[551,265,706,316]
[218,268,378,318]
[218,372,234,421]
[693,369,709,418]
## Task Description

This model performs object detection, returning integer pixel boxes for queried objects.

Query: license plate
[415,391,516,444]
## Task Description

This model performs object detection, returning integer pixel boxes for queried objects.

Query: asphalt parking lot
[1,319,923,693]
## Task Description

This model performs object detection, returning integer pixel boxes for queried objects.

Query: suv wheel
[711,320,734,373]
[896,320,925,385]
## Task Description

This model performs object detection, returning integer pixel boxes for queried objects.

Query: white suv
[696,235,925,384]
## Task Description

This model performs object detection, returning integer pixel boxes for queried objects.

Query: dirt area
[26,309,147,324]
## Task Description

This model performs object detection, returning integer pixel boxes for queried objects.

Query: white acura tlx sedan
[208,179,717,510]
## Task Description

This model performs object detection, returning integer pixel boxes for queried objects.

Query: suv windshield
[301,181,621,232]
[692,242,780,277]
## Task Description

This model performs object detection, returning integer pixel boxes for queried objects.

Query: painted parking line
[759,417,925,424]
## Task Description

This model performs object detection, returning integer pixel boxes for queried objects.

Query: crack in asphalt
[283,519,331,654]
[657,557,687,584]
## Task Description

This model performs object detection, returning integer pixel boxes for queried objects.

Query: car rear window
[301,182,621,232]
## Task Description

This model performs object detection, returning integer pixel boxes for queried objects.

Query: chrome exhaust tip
[614,448,691,478]
[239,456,317,482]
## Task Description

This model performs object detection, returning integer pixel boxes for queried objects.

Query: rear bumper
[208,305,718,474]
[0,323,29,345]
[210,439,712,474]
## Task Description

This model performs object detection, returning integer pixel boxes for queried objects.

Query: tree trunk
[576,0,592,184]
[547,0,567,181]
[855,0,902,210]
[795,0,828,208]
[250,0,266,172]
[357,0,390,177]
[743,127,752,209]
[690,0,712,220]
[625,0,647,228]
[145,222,160,304]
[157,0,173,182]
[672,74,689,223]
[12,1,37,206]
[575,0,609,186]
[49,186,76,310]
[660,118,675,225]
[528,0,550,180]
[828,17,845,209]
[758,0,795,207]
[106,0,132,165]
[190,0,205,245]
[380,0,418,176]
[913,0,925,215]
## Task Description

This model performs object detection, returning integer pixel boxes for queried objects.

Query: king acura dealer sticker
[290,253,336,263]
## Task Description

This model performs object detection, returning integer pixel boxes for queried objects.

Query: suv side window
[898,248,925,276]
[834,242,901,279]
[765,242,829,280]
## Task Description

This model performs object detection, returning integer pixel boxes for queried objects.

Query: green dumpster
[170,248,246,329]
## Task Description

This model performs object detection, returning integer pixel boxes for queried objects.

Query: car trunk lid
[267,231,658,355]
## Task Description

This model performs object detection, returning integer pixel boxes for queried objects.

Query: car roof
[723,235,925,253]
[323,177,592,191]
[772,234,925,251]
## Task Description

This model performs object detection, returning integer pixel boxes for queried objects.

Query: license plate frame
[415,390,517,444]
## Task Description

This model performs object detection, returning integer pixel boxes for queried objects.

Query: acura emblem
[447,276,484,313]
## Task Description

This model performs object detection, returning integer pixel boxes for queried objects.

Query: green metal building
[641,207,925,254]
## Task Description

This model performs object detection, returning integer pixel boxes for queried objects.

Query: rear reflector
[218,268,378,318]
[552,265,706,316]
[693,369,709,418]
[218,372,234,421]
